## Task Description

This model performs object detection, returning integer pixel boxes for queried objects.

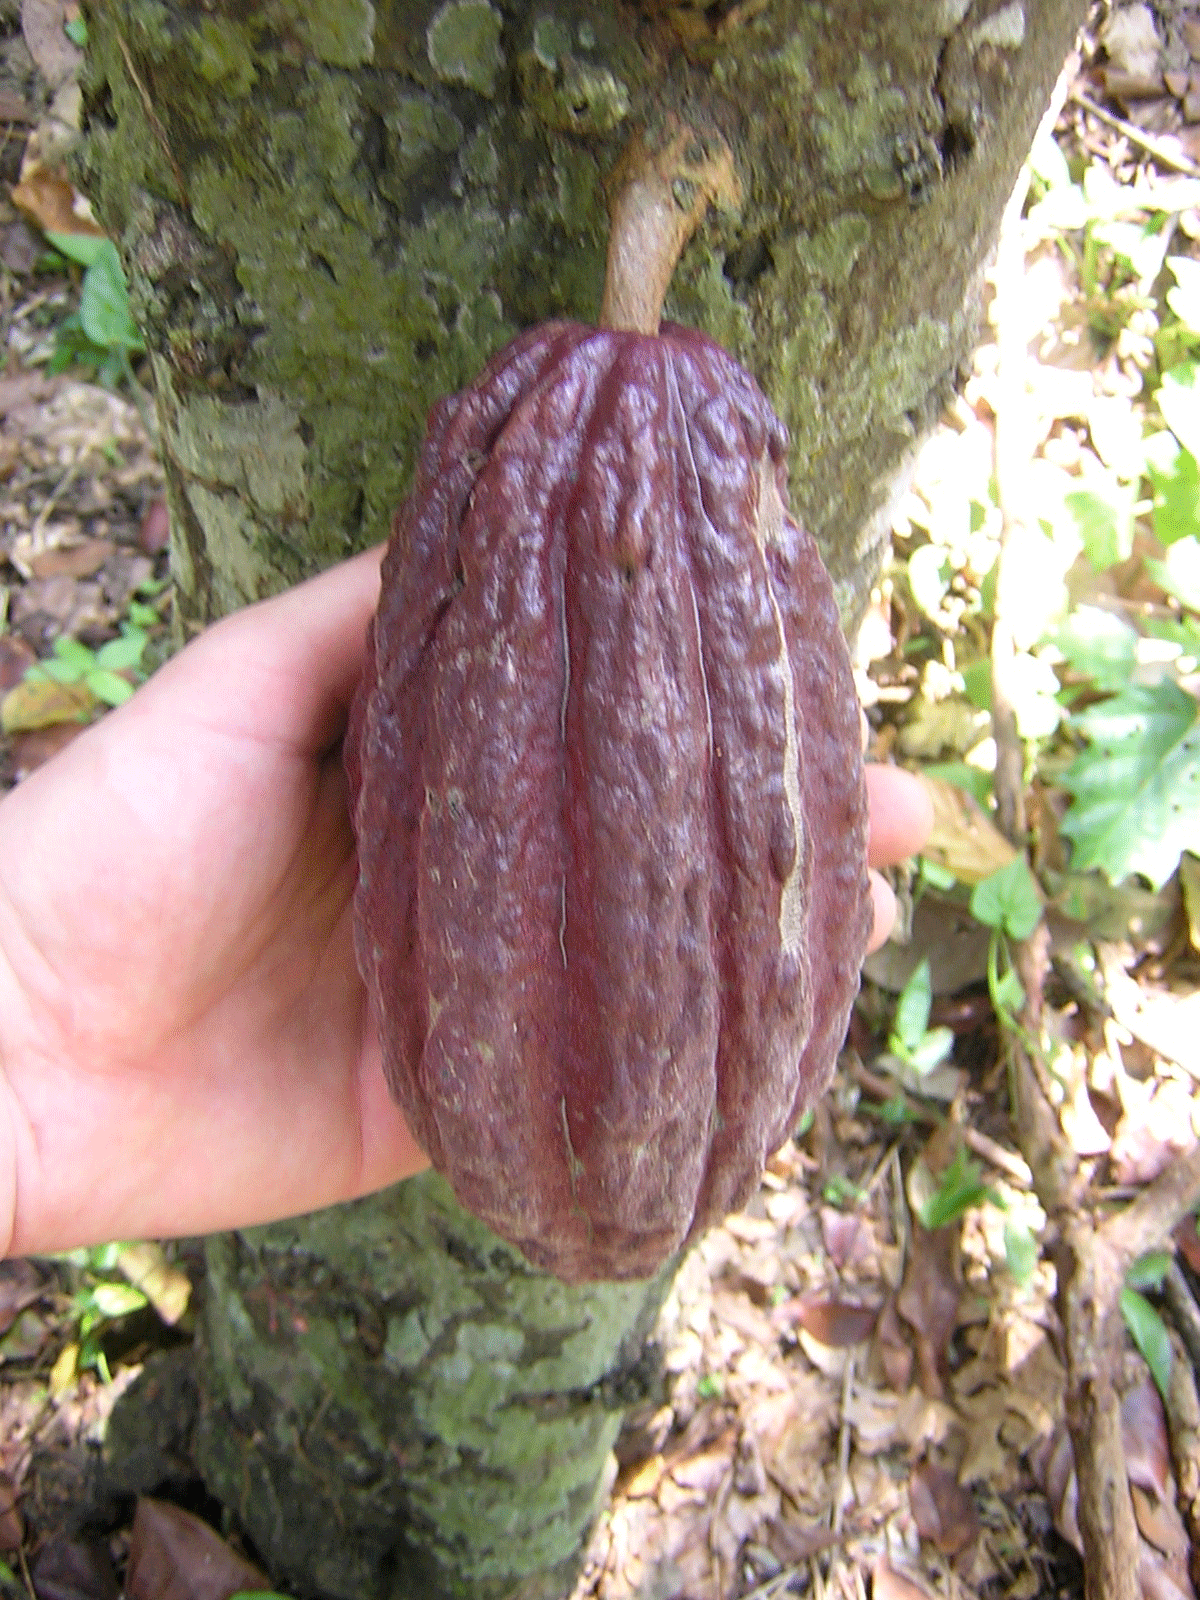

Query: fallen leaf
[0,1259,44,1335]
[920,774,1018,885]
[1,675,95,733]
[896,1224,961,1398]
[116,1244,191,1327]
[1123,1376,1172,1502]
[872,1555,938,1600]
[0,635,36,693]
[909,1460,980,1556]
[49,1341,77,1397]
[139,498,170,556]
[10,162,101,238]
[21,0,84,88]
[0,1470,21,1553]
[30,1536,119,1600]
[789,1292,879,1349]
[876,1295,914,1392]
[1110,1079,1198,1185]
[29,538,115,580]
[1181,855,1200,952]
[10,721,86,777]
[819,1206,872,1270]
[126,1498,269,1600]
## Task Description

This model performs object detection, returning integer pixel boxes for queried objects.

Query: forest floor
[0,4,1199,1600]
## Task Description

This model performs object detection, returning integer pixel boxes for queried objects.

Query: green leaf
[1143,429,1200,547]
[960,658,993,711]
[970,858,1043,939]
[1060,681,1200,888]
[64,14,88,46]
[127,600,160,629]
[907,543,954,621]
[1167,255,1200,334]
[1064,485,1134,571]
[44,229,111,268]
[920,1147,997,1230]
[1053,606,1140,692]
[1125,1250,1172,1292]
[86,669,135,707]
[1004,1221,1039,1285]
[892,958,933,1053]
[95,629,146,672]
[922,761,993,808]
[1120,1288,1172,1399]
[89,1282,148,1319]
[918,855,959,892]
[992,966,1026,1014]
[53,635,96,671]
[79,241,144,353]
[905,1026,955,1074]
[1146,535,1200,612]
[1158,361,1200,464]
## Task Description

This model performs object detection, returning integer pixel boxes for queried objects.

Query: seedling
[24,621,150,708]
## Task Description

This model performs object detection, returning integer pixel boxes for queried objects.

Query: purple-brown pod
[346,318,872,1283]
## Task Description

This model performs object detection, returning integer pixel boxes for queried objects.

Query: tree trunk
[81,2,1086,1596]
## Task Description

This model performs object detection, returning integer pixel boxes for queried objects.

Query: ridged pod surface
[347,320,872,1283]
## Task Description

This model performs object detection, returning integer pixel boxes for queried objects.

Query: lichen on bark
[81,0,1087,627]
[197,1174,674,1600]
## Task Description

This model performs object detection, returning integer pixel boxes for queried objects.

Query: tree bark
[80,2,1087,1597]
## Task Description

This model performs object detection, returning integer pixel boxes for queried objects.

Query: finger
[865,870,897,954]
[865,765,933,869]
[145,546,385,755]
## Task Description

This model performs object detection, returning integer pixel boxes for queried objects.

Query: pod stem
[600,120,739,336]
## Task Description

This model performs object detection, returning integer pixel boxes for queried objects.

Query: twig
[831,1351,856,1536]
[1100,1142,1200,1264]
[1163,1262,1200,1376]
[962,1126,1033,1186]
[1070,87,1200,179]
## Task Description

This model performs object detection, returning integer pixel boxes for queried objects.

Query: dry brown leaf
[897,1224,961,1398]
[116,1244,191,1327]
[1,674,95,733]
[789,1291,879,1349]
[126,1498,268,1600]
[29,538,115,580]
[9,721,86,777]
[876,1295,914,1392]
[10,162,103,238]
[909,1459,980,1557]
[0,1259,44,1336]
[872,1555,938,1600]
[21,0,83,89]
[920,774,1018,885]
[31,1537,119,1600]
[1110,1081,1199,1186]
[0,1470,22,1553]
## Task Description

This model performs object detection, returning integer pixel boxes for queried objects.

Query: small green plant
[45,232,144,387]
[56,1241,150,1383]
[918,1145,1001,1230]
[1120,1250,1173,1400]
[970,857,1043,1025]
[885,958,955,1079]
[24,620,150,708]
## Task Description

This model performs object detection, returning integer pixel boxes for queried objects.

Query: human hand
[0,551,930,1257]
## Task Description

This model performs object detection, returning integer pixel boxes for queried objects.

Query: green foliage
[55,1241,150,1382]
[1059,679,1200,889]
[887,958,955,1077]
[45,233,143,386]
[1125,1250,1172,1292]
[919,1146,1001,1230]
[25,622,150,707]
[1004,1220,1038,1285]
[970,859,1043,941]
[1120,1286,1172,1400]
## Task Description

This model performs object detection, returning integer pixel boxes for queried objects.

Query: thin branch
[1070,87,1200,178]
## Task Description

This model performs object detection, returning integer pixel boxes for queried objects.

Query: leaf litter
[0,4,1199,1600]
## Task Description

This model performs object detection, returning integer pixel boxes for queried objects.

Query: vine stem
[600,120,739,336]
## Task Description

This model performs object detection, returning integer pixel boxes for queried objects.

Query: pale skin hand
[0,549,933,1259]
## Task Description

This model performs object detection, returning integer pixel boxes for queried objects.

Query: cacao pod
[347,319,871,1283]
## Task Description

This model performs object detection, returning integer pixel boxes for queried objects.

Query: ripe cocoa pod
[347,319,871,1283]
